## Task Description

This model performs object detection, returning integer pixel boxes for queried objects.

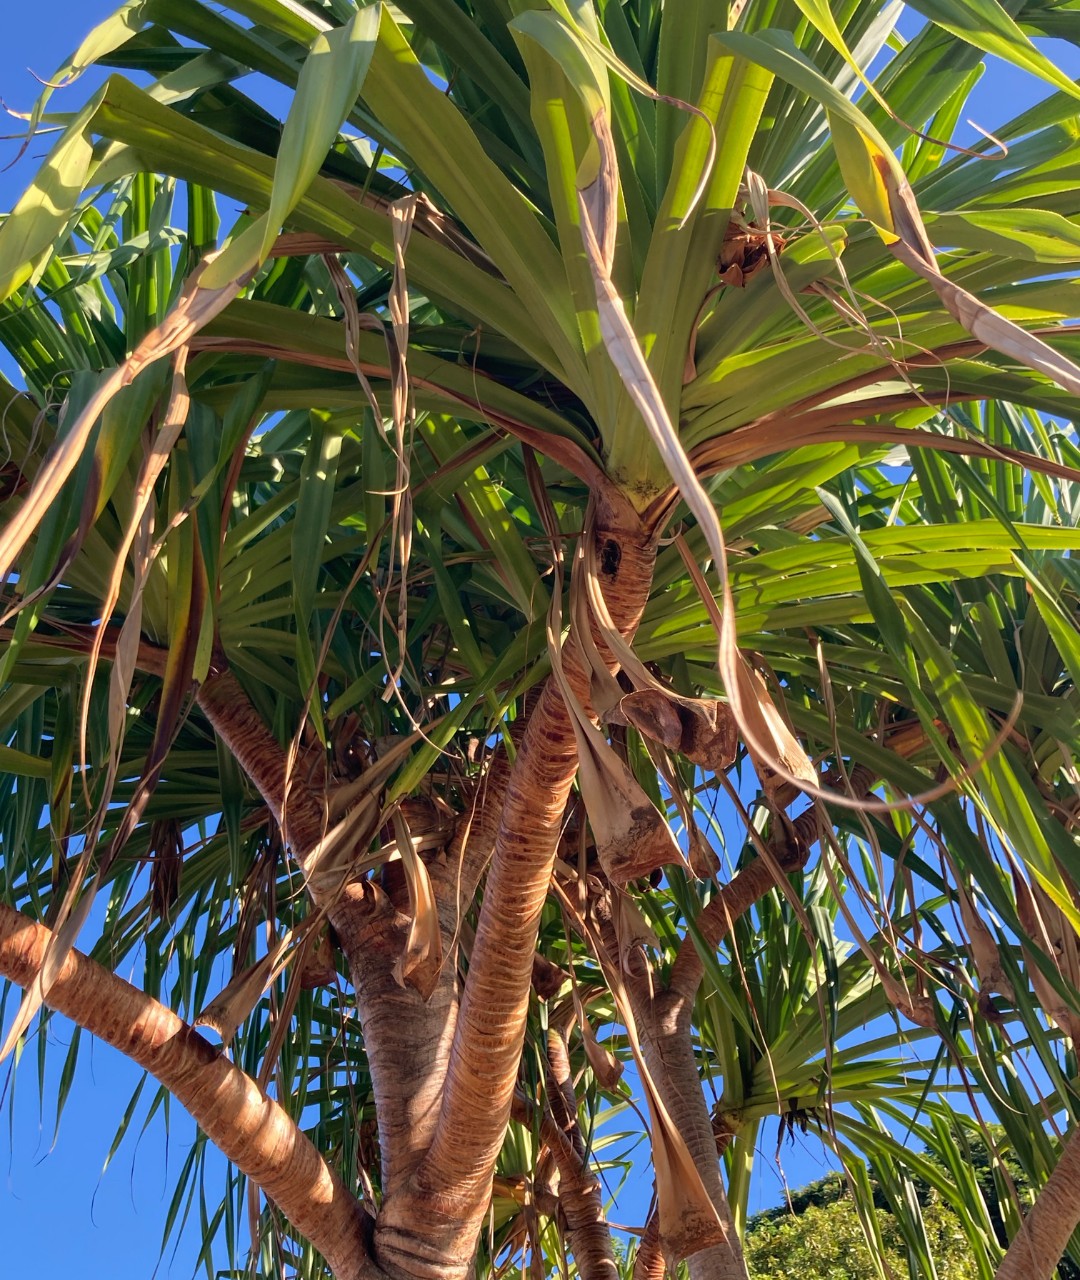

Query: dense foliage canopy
[5,1,1080,1279]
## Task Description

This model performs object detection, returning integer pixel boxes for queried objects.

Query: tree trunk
[641,994,748,1280]
[996,1122,1080,1280]
[0,900,380,1280]
[375,491,657,1280]
[198,668,461,1201]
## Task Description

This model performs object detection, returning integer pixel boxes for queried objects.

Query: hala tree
[5,2,1080,1279]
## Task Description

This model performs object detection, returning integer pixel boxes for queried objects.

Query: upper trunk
[374,491,657,1280]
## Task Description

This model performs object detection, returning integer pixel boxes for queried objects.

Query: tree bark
[995,1122,1080,1280]
[513,1089,618,1280]
[375,492,657,1280]
[0,900,380,1280]
[633,1209,667,1280]
[640,992,748,1280]
[198,667,461,1202]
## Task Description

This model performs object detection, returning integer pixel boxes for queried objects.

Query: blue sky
[2,3,1080,1278]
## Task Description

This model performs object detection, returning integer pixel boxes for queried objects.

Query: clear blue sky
[2,4,1080,1278]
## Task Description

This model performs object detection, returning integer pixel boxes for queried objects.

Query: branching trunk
[0,900,379,1280]
[198,667,460,1202]
[375,493,656,1280]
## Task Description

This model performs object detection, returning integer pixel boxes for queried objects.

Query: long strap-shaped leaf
[714,29,1080,401]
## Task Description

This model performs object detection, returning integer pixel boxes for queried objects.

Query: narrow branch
[632,1209,666,1280]
[197,667,328,858]
[0,622,170,677]
[0,900,379,1280]
[996,1123,1080,1280]
[669,767,875,1003]
[667,838,808,1004]
[512,1091,618,1280]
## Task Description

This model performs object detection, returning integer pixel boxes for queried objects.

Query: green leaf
[905,0,1080,104]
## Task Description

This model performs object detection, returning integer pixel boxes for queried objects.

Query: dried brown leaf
[390,809,444,1000]
[617,688,738,773]
[0,251,249,585]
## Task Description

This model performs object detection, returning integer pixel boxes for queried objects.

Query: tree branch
[0,899,379,1280]
[197,667,328,858]
[512,1090,618,1280]
[632,1208,666,1280]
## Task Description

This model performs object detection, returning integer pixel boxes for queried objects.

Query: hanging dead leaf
[877,155,1080,398]
[572,989,623,1090]
[300,928,338,990]
[390,809,444,1000]
[586,928,727,1262]
[732,658,817,798]
[1014,871,1080,1043]
[953,873,1014,1010]
[146,819,183,923]
[541,500,680,886]
[573,722,683,884]
[612,887,660,978]
[617,688,738,774]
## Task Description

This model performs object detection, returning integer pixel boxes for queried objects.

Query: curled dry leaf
[300,928,339,991]
[195,950,282,1045]
[611,887,660,977]
[572,714,683,885]
[878,970,937,1031]
[194,914,322,1045]
[616,688,738,774]
[1014,871,1080,1043]
[390,809,444,1000]
[953,873,1014,1011]
[686,823,722,881]
[571,988,623,1091]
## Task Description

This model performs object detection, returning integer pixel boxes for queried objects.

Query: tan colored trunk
[546,1028,617,1278]
[375,493,656,1280]
[640,994,748,1280]
[198,667,461,1202]
[329,886,461,1197]
[0,900,379,1280]
[633,1209,667,1280]
[197,669,328,857]
[512,1091,618,1280]
[996,1123,1080,1280]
